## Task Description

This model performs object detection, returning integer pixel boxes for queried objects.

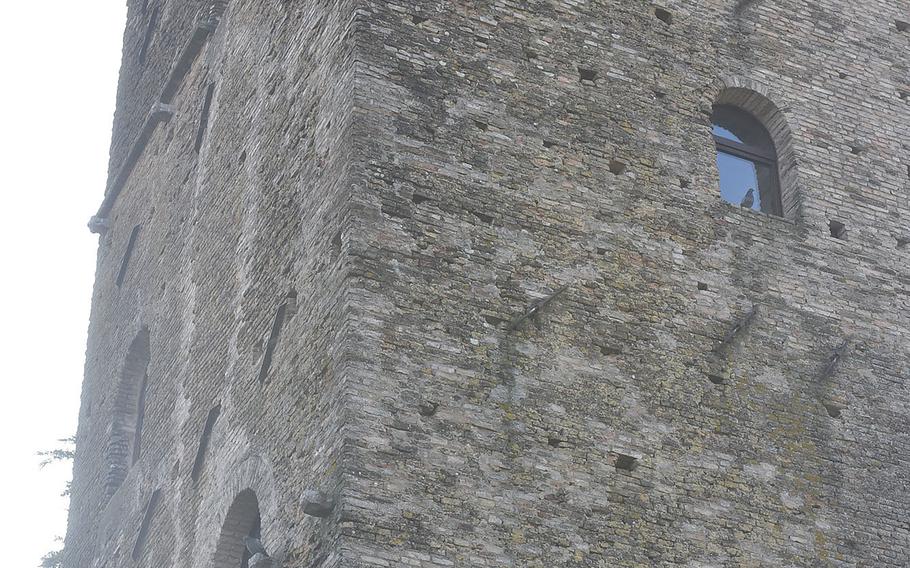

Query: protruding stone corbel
[151,102,176,123]
[302,489,335,518]
[88,215,110,235]
[249,553,275,568]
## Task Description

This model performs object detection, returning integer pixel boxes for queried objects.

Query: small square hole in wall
[609,159,627,175]
[896,20,909,32]
[578,67,598,84]
[615,454,638,472]
[697,282,709,291]
[654,7,673,24]
[823,402,843,419]
[829,220,847,240]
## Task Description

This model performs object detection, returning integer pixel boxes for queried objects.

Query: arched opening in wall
[712,87,799,219]
[105,327,152,496]
[212,489,263,568]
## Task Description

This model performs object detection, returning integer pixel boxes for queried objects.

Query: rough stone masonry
[65,0,910,566]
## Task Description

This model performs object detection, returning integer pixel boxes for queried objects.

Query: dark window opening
[131,370,150,465]
[258,302,288,383]
[655,7,673,24]
[116,225,142,287]
[132,489,161,560]
[195,84,217,153]
[897,20,909,32]
[191,404,221,482]
[712,105,783,216]
[138,5,160,65]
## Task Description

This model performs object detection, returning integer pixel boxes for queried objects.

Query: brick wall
[66,0,910,567]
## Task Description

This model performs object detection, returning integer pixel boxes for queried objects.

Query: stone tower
[65,0,910,566]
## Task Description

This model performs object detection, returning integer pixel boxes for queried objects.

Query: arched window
[213,489,263,568]
[105,327,151,496]
[712,104,783,216]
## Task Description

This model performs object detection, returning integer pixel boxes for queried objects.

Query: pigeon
[740,188,755,209]
[244,537,268,557]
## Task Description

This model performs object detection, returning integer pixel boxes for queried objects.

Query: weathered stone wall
[66,0,357,566]
[67,0,910,567]
[342,0,910,566]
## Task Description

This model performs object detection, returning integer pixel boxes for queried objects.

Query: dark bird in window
[244,537,268,558]
[740,188,755,209]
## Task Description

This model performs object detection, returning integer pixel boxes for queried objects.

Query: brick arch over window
[714,77,802,219]
[212,489,262,568]
[105,327,151,496]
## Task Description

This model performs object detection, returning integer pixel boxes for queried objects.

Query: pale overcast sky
[0,3,126,566]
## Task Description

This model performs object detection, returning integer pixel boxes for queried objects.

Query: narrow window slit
[191,404,221,482]
[132,489,161,561]
[194,84,216,154]
[138,6,160,65]
[131,370,150,465]
[116,226,142,287]
[258,301,289,383]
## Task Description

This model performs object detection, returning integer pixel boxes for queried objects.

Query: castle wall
[66,1,358,566]
[67,1,910,567]
[343,0,910,566]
